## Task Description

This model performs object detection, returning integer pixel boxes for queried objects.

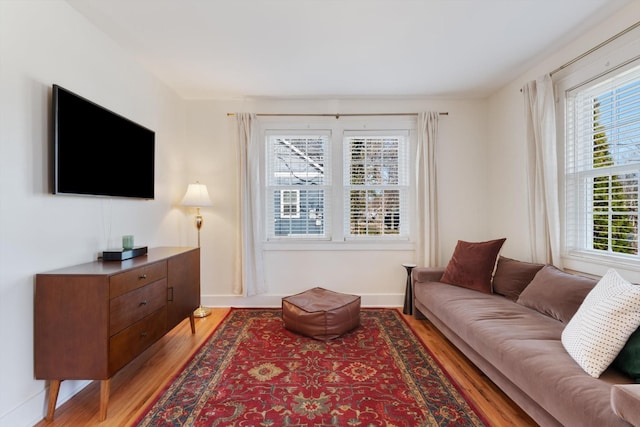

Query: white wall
[0,1,188,425]
[187,97,494,307]
[487,2,640,278]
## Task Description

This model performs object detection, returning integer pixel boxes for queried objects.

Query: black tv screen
[53,84,155,199]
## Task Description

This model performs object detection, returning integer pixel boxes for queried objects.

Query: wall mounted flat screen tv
[53,84,155,199]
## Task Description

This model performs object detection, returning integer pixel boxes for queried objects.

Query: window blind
[343,131,409,238]
[266,133,330,239]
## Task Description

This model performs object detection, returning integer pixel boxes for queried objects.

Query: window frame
[556,31,640,275]
[264,130,331,241]
[342,130,410,240]
[258,117,416,251]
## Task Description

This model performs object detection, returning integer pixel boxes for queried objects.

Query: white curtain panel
[523,75,562,267]
[416,112,440,267]
[234,113,266,296]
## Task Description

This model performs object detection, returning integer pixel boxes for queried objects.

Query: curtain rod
[550,20,640,76]
[227,112,448,119]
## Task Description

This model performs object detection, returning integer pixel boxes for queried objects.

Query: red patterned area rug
[134,308,489,427]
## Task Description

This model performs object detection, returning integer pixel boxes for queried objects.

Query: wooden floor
[34,308,537,427]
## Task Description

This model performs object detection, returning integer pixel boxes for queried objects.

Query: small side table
[402,263,417,315]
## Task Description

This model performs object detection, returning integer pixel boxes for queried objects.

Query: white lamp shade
[180,183,213,208]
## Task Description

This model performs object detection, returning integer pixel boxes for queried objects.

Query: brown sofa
[412,256,640,427]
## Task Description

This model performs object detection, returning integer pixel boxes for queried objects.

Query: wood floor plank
[33,308,230,427]
[33,308,536,426]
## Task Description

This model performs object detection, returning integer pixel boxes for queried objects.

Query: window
[263,120,413,243]
[344,132,409,238]
[565,64,640,260]
[266,133,329,238]
[280,189,300,218]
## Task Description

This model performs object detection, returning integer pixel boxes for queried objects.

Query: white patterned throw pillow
[561,269,640,378]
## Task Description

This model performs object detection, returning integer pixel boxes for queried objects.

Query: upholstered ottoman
[282,287,361,340]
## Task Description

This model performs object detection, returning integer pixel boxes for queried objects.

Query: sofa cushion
[613,327,640,382]
[516,265,596,323]
[440,238,506,294]
[562,269,640,378]
[492,256,545,301]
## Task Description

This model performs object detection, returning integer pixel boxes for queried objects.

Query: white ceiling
[66,0,631,99]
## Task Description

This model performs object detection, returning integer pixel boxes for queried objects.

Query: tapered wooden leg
[98,379,110,421]
[190,313,196,334]
[45,380,61,421]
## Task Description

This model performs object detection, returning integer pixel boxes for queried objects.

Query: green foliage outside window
[592,102,638,255]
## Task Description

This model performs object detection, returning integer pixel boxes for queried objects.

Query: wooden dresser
[34,246,200,421]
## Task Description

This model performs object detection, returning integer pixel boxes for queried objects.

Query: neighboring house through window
[280,189,300,219]
[266,133,328,238]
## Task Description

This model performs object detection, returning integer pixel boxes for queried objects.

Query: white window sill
[562,251,640,282]
[263,240,415,251]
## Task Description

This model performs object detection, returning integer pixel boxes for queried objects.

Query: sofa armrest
[611,384,640,427]
[412,267,445,283]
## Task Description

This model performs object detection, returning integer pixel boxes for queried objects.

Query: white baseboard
[202,292,405,308]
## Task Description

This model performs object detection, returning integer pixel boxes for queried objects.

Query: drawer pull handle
[139,300,148,306]
[140,332,148,338]
[138,274,147,280]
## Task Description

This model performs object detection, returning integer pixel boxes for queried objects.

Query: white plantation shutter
[343,131,409,238]
[265,132,330,239]
[565,63,640,258]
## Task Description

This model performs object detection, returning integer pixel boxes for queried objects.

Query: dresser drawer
[109,279,167,335]
[108,307,167,374]
[110,261,167,298]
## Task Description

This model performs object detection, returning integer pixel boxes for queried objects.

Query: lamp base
[194,305,211,318]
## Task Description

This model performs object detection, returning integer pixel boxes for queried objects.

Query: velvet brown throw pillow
[492,256,545,301]
[440,238,506,293]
